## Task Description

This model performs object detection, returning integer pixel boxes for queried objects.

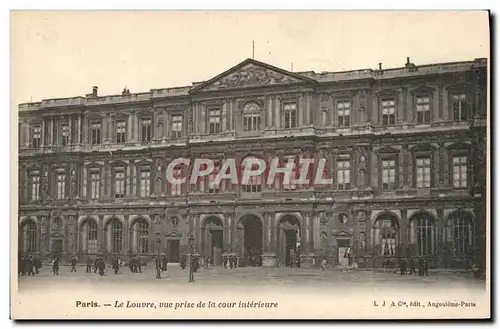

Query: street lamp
[155,232,161,279]
[188,233,195,283]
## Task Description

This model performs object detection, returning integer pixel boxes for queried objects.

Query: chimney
[378,63,383,70]
[92,86,98,97]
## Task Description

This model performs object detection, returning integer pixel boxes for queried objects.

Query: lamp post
[155,232,161,279]
[188,233,195,283]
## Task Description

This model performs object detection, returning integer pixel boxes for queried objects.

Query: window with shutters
[171,115,183,138]
[283,103,297,129]
[337,100,351,128]
[381,99,396,125]
[90,120,101,145]
[116,119,126,143]
[32,125,42,148]
[416,96,431,124]
[416,157,431,188]
[381,158,397,190]
[141,118,152,142]
[208,109,221,134]
[336,157,351,190]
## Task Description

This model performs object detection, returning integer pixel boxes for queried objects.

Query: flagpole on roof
[252,40,255,59]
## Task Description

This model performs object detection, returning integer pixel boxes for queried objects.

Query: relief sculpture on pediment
[216,66,298,88]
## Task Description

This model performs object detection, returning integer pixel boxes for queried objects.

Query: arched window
[133,219,149,254]
[409,213,435,256]
[243,102,261,132]
[373,214,398,256]
[107,219,123,253]
[82,218,98,254]
[20,220,37,253]
[447,211,474,255]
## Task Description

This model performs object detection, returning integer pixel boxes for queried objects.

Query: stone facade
[17,57,488,269]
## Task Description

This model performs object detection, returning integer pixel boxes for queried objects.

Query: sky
[11,11,489,107]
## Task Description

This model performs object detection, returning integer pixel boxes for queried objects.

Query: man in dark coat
[18,256,25,276]
[98,257,105,276]
[408,258,416,275]
[399,258,407,275]
[94,257,99,273]
[86,257,93,273]
[418,258,424,276]
[34,256,42,275]
[70,256,77,272]
[112,257,119,274]
[26,256,35,276]
[180,255,186,269]
[423,259,429,276]
[161,256,168,272]
[52,256,60,275]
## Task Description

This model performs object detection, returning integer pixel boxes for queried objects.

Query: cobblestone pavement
[18,265,485,293]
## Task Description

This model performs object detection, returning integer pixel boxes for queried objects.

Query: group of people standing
[399,257,429,276]
[18,255,42,276]
[222,255,238,269]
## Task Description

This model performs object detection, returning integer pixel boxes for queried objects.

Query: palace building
[17,57,488,269]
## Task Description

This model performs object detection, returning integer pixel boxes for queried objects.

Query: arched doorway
[105,218,123,255]
[278,215,301,267]
[201,216,224,266]
[409,212,436,257]
[80,218,98,255]
[372,212,399,267]
[445,210,474,268]
[19,219,38,256]
[238,215,263,267]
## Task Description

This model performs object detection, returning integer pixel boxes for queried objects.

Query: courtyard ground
[18,264,485,292]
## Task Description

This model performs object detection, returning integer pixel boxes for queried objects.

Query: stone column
[298,94,304,127]
[400,210,408,256]
[442,87,449,121]
[436,208,444,267]
[274,97,280,128]
[433,87,440,122]
[262,213,276,267]
[370,149,378,188]
[307,93,312,125]
[371,95,379,125]
[266,96,272,128]
[200,105,206,134]
[222,100,227,132]
[398,89,405,124]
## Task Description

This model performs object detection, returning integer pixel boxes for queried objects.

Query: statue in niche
[358,169,366,189]
[358,233,366,251]
[359,154,366,165]
[320,232,328,250]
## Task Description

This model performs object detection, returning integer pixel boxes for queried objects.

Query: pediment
[165,231,182,238]
[189,59,316,93]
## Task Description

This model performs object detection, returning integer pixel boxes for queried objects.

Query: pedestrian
[320,257,327,272]
[18,256,25,276]
[223,256,228,269]
[26,256,35,276]
[408,258,416,275]
[70,256,77,272]
[418,258,424,276]
[52,256,60,275]
[400,258,407,275]
[112,257,119,274]
[98,257,105,276]
[137,256,142,273]
[423,259,429,276]
[86,257,93,273]
[34,256,42,275]
[93,257,98,273]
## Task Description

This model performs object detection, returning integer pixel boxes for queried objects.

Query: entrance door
[51,239,63,256]
[284,230,297,266]
[210,230,223,266]
[167,240,180,263]
[337,238,351,266]
[242,215,263,267]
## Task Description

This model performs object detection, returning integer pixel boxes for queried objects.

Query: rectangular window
[416,96,431,124]
[90,120,101,145]
[243,114,261,131]
[139,169,150,197]
[61,121,70,145]
[171,166,182,196]
[30,171,40,201]
[381,159,396,190]
[452,93,468,121]
[208,109,221,134]
[452,156,468,188]
[381,99,396,125]
[337,101,351,128]
[90,171,100,200]
[283,103,297,129]
[416,157,431,188]
[171,115,183,138]
[56,171,66,199]
[32,125,42,149]
[116,120,126,143]
[114,170,126,198]
[141,118,152,142]
[336,158,351,190]
[242,175,262,192]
